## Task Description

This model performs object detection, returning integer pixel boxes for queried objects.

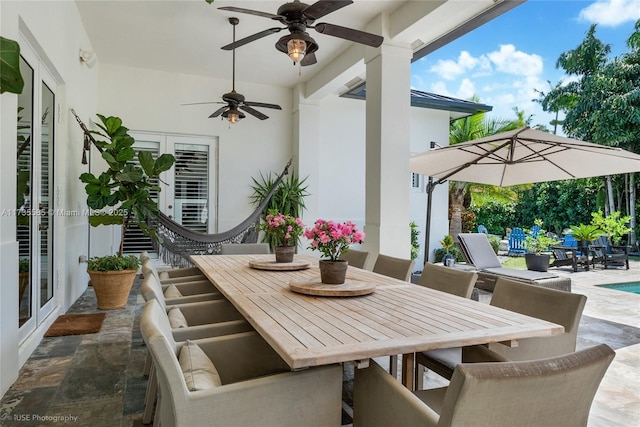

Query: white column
[292,84,320,251]
[363,43,413,259]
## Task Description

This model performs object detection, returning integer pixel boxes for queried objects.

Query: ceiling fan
[218,0,384,66]
[183,17,282,124]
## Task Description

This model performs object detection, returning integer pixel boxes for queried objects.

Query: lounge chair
[353,344,615,427]
[590,235,630,270]
[457,233,571,292]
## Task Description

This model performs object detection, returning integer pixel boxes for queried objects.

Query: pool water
[597,282,640,295]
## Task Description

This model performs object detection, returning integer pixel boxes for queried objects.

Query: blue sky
[411,0,640,130]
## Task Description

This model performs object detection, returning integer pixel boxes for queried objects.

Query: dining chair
[354,344,615,427]
[141,274,223,307]
[220,243,271,254]
[141,258,206,285]
[416,276,587,381]
[339,249,370,269]
[372,254,415,281]
[141,299,342,427]
[415,263,478,387]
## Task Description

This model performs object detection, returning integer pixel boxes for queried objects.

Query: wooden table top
[191,254,564,370]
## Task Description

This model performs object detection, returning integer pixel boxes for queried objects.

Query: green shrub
[486,235,501,254]
[87,255,140,272]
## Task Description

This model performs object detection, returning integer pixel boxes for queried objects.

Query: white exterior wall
[0,0,98,396]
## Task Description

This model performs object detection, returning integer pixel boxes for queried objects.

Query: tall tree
[539,22,640,245]
[448,101,525,239]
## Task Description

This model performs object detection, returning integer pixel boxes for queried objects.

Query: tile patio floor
[1,260,638,427]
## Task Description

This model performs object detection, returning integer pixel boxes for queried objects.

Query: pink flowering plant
[304,219,365,261]
[259,210,305,247]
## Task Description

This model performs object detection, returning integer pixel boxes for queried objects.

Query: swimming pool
[597,282,640,295]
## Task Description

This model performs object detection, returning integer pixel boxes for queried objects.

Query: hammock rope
[71,109,290,267]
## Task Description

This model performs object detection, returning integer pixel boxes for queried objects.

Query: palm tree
[448,100,526,239]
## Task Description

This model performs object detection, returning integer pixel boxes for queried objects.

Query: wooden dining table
[190,254,564,389]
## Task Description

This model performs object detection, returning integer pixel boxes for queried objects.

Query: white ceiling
[76,0,516,92]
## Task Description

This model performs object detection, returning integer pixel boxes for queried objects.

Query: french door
[17,37,57,341]
[123,132,217,255]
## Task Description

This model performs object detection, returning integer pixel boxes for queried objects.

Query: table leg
[401,353,415,391]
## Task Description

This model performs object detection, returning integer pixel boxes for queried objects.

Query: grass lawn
[501,256,527,269]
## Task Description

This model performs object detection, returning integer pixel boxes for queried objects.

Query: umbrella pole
[424,177,434,267]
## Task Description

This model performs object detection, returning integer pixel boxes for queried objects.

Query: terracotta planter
[88,270,137,309]
[319,260,348,284]
[274,245,295,263]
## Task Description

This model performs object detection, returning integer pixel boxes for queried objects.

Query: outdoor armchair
[415,276,586,381]
[141,299,342,427]
[141,258,206,285]
[141,274,223,308]
[590,236,630,270]
[353,344,614,427]
[372,254,415,281]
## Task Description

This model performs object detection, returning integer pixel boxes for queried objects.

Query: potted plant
[79,114,175,309]
[524,220,560,272]
[569,223,603,251]
[304,219,365,284]
[250,169,309,250]
[259,210,304,263]
[440,235,455,266]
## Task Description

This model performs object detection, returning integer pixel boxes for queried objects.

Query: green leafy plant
[590,211,632,245]
[410,221,420,260]
[18,258,29,273]
[525,220,560,254]
[569,223,603,242]
[87,255,140,272]
[439,235,455,254]
[250,169,309,249]
[0,36,24,94]
[434,247,464,263]
[79,114,175,259]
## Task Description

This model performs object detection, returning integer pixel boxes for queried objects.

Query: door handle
[39,224,47,231]
[168,204,173,209]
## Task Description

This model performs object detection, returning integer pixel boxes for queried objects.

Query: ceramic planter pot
[88,269,137,309]
[319,260,348,284]
[525,253,550,272]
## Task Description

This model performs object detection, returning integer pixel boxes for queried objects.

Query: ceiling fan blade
[181,101,225,106]
[240,105,269,120]
[217,6,282,21]
[303,1,353,20]
[244,101,282,110]
[221,27,283,50]
[209,105,229,118]
[315,23,383,47]
[301,52,317,66]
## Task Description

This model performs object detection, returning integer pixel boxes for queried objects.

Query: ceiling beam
[304,43,365,100]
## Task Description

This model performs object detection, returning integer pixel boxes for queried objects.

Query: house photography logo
[0,413,78,423]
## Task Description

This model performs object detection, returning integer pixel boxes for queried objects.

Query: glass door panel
[17,57,34,328]
[39,82,54,309]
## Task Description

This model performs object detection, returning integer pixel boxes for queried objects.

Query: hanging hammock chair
[72,109,289,267]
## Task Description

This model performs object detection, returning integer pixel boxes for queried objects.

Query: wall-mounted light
[79,50,97,68]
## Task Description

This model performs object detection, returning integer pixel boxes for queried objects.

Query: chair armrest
[172,320,253,342]
[159,267,203,278]
[194,332,291,383]
[354,360,439,427]
[165,293,223,306]
[174,300,244,325]
[163,280,219,295]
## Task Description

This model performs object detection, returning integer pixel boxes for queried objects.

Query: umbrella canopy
[410,127,640,187]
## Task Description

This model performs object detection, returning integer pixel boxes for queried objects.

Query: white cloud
[429,50,488,80]
[487,45,543,77]
[578,0,640,27]
[457,78,476,99]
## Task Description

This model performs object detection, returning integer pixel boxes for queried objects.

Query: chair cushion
[179,340,222,391]
[164,284,183,298]
[167,307,189,328]
[159,271,170,280]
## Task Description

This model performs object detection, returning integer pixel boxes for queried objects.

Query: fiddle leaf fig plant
[0,36,24,94]
[80,114,175,258]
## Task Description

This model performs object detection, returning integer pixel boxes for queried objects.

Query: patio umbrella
[411,127,640,261]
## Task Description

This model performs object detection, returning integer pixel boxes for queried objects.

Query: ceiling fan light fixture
[222,108,245,124]
[276,32,318,65]
[287,38,306,63]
